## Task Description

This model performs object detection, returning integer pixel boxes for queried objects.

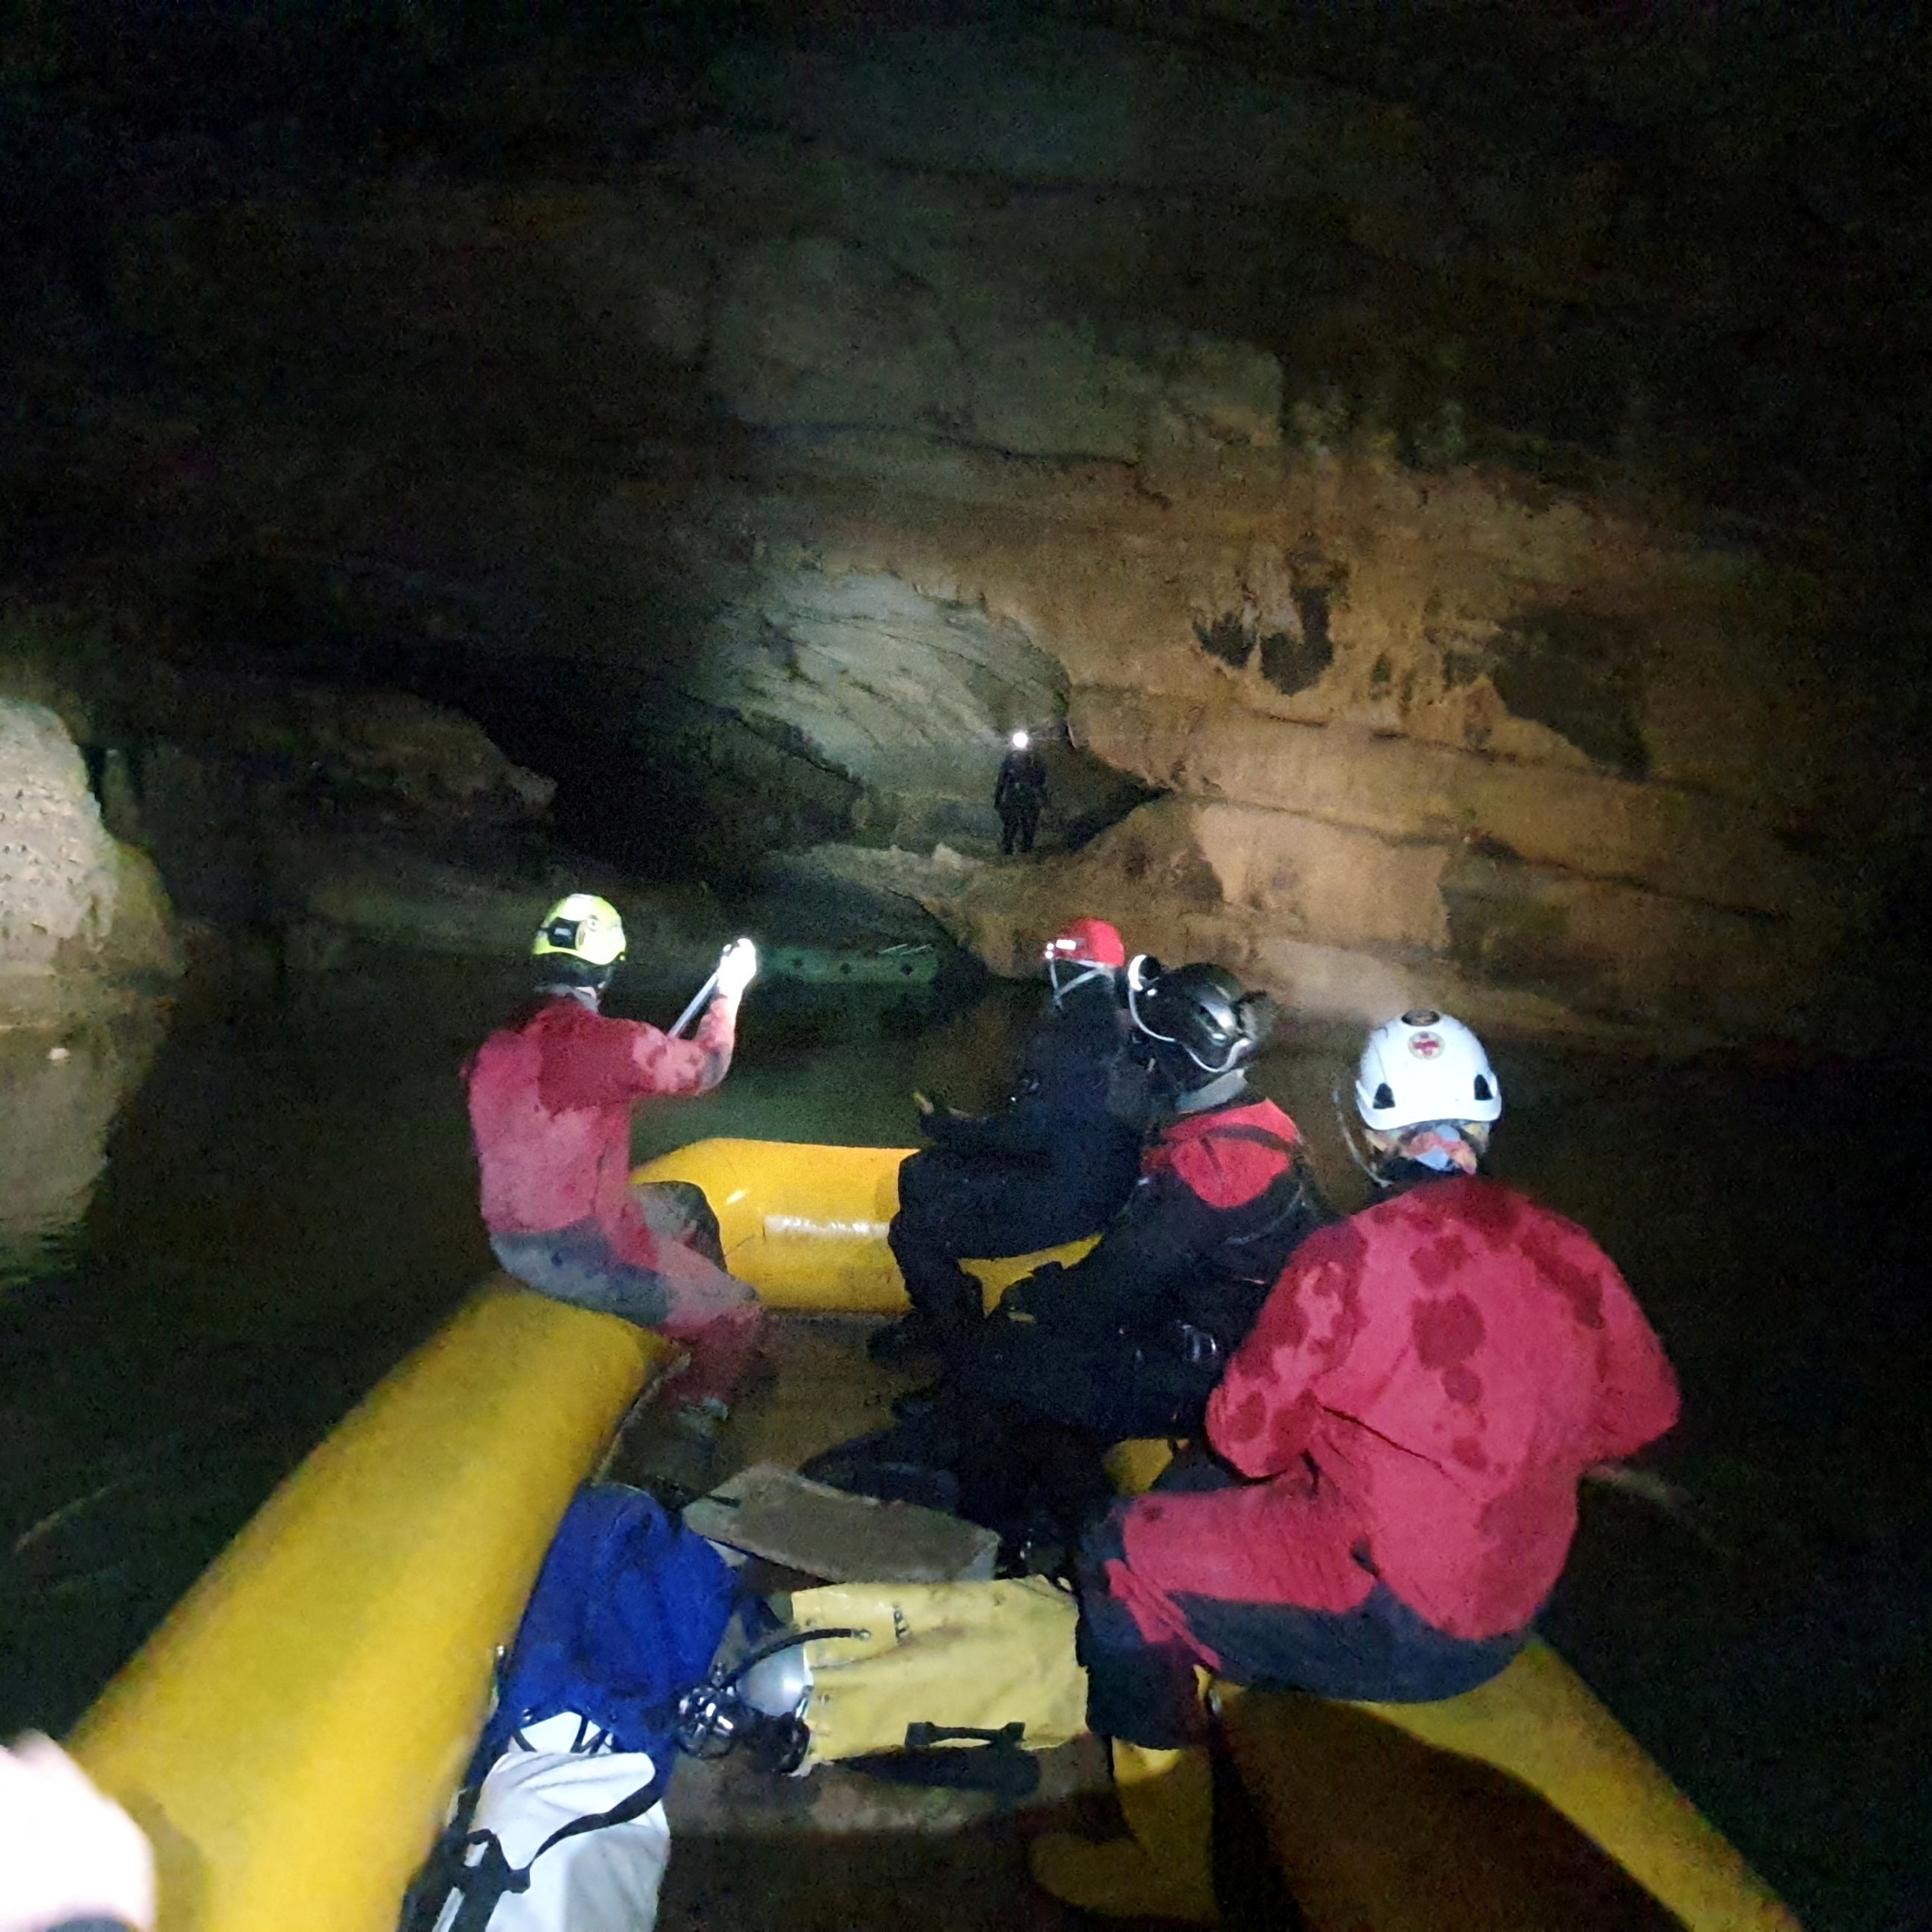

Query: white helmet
[1354,1009,1501,1132]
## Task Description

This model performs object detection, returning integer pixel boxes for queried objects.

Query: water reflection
[0,1021,161,1292]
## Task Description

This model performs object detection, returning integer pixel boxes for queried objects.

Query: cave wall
[5,8,1924,1042]
[725,441,1847,1042]
[0,697,179,1027]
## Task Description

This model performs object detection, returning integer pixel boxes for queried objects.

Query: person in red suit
[465,894,762,1423]
[1032,1009,1680,1924]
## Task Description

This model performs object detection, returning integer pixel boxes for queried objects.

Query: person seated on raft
[870,916,1144,1367]
[1029,1009,1682,1925]
[944,958,1331,1540]
[465,894,764,1414]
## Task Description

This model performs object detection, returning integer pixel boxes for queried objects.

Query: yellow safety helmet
[532,893,626,968]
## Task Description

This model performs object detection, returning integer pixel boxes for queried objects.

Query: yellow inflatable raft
[70,1138,1801,1932]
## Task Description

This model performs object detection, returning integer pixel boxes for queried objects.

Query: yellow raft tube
[71,1139,1801,1932]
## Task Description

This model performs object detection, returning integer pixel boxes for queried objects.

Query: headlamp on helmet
[532,892,626,969]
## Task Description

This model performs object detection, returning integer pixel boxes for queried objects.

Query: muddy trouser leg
[662,1306,764,1412]
[1172,1586,1530,1705]
[1073,1463,1244,1748]
[1076,1500,1212,1750]
[491,1218,764,1410]
[651,1235,766,1410]
[490,1221,676,1326]
[632,1178,726,1268]
[1080,1467,1532,1717]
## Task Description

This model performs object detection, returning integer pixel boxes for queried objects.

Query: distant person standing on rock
[995,729,1049,855]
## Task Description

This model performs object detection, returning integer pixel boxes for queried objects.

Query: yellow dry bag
[790,1577,1088,1767]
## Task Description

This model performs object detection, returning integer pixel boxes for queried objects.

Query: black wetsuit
[948,1093,1332,1543]
[995,746,1048,854]
[888,975,1142,1350]
[961,1095,1330,1438]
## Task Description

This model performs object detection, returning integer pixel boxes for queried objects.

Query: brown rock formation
[4,9,1924,1044]
[0,699,181,1027]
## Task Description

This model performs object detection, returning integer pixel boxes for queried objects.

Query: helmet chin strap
[1332,1083,1395,1187]
[539,981,601,1010]
[1172,1066,1249,1114]
[1124,955,1173,1043]
[1047,959,1112,1005]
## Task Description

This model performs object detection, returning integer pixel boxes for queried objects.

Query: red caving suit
[466,995,756,1343]
[1103,1175,1680,1690]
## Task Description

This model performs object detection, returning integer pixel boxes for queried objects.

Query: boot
[866,1311,946,1366]
[1028,1740,1218,1924]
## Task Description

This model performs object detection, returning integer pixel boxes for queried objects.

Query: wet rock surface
[0,1017,163,1280]
[0,697,179,1026]
[3,5,1929,1046]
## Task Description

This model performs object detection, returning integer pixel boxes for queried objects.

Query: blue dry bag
[470,1482,740,1780]
[402,1483,739,1932]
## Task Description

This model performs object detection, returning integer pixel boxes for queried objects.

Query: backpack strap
[1194,1123,1297,1157]
[1202,1124,1337,1223]
[397,1776,486,1932]
[436,1768,668,1932]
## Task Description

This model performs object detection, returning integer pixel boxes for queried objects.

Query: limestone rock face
[0,699,180,1025]
[906,792,1837,1047]
[690,568,1099,848]
[726,445,1849,1044]
[1071,692,1803,919]
[709,234,1279,465]
[14,15,1922,1044]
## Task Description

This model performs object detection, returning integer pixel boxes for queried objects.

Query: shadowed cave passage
[8,0,1931,1044]
[151,553,1159,886]
[388,571,1159,881]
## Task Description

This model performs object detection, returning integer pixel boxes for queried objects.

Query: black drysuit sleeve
[1001,1167,1224,1336]
[922,1092,1055,1159]
[920,1005,1121,1161]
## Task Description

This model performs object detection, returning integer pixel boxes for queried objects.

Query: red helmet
[1043,917,1126,969]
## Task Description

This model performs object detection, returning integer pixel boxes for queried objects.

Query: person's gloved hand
[0,1734,154,1932]
[996,1260,1066,1325]
[913,1092,969,1142]
[714,937,759,1000]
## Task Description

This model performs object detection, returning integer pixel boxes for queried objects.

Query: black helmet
[1126,958,1278,1077]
